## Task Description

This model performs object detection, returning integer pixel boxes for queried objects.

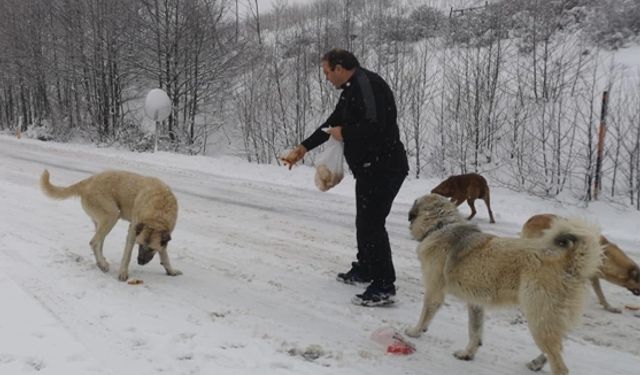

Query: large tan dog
[40,170,182,281]
[431,173,496,223]
[405,194,602,375]
[521,213,640,313]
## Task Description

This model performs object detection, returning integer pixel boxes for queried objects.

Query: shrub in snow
[114,119,155,152]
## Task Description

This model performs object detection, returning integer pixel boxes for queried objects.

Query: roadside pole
[594,90,608,200]
[144,89,171,153]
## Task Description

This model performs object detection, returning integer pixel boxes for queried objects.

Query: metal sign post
[153,109,159,153]
[144,89,171,153]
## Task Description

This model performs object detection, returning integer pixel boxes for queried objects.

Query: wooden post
[594,91,608,200]
[16,116,22,139]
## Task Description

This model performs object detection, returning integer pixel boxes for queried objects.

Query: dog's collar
[420,220,456,241]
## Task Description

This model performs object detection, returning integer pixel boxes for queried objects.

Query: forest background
[1,0,640,207]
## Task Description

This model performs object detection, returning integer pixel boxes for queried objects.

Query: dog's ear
[630,267,640,282]
[160,231,171,246]
[135,223,145,236]
[408,202,418,222]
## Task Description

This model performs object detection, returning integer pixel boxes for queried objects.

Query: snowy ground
[0,134,639,375]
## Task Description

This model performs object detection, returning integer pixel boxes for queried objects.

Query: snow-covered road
[1,135,639,374]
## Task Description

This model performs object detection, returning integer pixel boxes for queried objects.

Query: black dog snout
[137,245,156,265]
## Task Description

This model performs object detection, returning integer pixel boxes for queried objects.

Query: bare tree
[403,40,439,178]
[246,0,262,44]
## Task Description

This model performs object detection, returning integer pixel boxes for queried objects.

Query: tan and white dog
[521,213,640,313]
[405,194,602,375]
[40,170,182,281]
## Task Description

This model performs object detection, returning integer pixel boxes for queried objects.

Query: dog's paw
[118,272,129,281]
[453,350,475,361]
[526,354,547,372]
[97,261,110,272]
[605,306,622,314]
[405,327,423,338]
[167,269,182,276]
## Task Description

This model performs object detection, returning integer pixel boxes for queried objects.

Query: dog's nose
[137,245,156,265]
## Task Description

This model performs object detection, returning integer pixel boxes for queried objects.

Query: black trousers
[354,171,406,284]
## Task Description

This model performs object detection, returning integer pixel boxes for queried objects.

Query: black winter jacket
[301,67,409,177]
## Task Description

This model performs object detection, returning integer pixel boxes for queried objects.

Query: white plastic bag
[314,138,344,192]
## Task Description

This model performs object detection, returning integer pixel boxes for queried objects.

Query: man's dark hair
[321,49,360,70]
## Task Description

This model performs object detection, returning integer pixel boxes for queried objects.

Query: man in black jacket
[282,49,409,307]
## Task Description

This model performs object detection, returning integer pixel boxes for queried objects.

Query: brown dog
[431,173,495,223]
[406,194,601,375]
[521,214,640,313]
[40,170,182,281]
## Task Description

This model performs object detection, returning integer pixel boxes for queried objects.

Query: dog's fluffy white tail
[40,170,84,200]
[541,217,603,279]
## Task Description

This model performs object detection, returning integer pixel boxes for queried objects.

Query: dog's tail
[40,170,85,200]
[540,217,603,279]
